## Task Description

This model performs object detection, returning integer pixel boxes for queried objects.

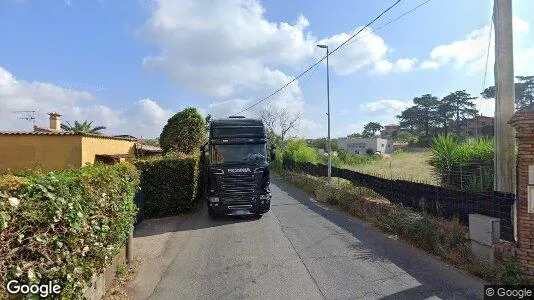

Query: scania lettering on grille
[228,168,251,173]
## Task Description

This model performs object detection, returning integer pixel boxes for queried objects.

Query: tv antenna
[13,110,36,129]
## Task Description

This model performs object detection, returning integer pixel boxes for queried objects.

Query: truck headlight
[208,197,219,203]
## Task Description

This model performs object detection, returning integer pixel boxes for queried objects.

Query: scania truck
[200,116,275,218]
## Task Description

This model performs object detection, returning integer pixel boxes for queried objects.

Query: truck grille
[218,173,257,204]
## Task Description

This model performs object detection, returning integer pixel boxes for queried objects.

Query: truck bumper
[208,194,271,216]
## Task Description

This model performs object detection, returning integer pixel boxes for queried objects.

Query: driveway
[129,178,485,300]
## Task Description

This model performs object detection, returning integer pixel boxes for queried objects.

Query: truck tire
[208,206,218,219]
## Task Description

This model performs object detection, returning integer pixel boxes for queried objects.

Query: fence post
[460,162,463,190]
[479,166,483,191]
[126,225,133,265]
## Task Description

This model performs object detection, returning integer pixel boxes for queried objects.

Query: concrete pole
[326,47,332,182]
[493,0,516,194]
[126,225,133,264]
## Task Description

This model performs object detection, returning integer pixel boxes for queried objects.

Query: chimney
[48,112,62,131]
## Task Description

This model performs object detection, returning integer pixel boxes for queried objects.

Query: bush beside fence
[134,155,199,219]
[0,162,139,299]
[283,158,515,241]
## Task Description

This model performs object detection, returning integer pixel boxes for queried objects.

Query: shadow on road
[133,202,261,238]
[272,178,485,300]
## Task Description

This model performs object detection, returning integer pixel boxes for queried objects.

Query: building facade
[0,112,151,172]
[380,124,400,139]
[460,116,494,135]
[338,137,393,155]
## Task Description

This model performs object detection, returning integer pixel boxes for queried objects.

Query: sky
[0,0,533,139]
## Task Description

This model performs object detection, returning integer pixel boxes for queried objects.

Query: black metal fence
[283,159,515,241]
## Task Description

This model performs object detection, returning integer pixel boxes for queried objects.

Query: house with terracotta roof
[0,112,161,172]
[380,124,400,139]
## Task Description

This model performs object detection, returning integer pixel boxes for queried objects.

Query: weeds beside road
[281,170,531,285]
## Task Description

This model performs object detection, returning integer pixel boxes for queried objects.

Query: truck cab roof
[209,118,266,140]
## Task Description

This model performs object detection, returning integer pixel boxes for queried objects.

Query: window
[210,143,267,164]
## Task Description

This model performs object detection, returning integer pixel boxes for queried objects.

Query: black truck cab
[200,116,275,217]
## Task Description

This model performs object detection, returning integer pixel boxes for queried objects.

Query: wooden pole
[493,0,516,194]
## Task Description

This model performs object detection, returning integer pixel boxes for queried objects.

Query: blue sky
[1,0,533,138]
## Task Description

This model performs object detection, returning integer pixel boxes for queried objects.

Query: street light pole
[317,44,332,181]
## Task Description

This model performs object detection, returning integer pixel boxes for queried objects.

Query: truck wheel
[208,206,217,219]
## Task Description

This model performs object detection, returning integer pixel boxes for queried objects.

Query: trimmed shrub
[282,139,319,167]
[159,107,207,154]
[0,162,139,299]
[135,155,199,218]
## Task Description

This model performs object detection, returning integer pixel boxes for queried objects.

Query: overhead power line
[234,0,403,115]
[347,0,433,47]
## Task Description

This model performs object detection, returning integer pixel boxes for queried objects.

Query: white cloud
[140,0,315,100]
[295,118,322,138]
[340,109,349,115]
[372,58,417,75]
[341,122,366,137]
[0,66,172,138]
[316,27,416,76]
[359,99,413,116]
[421,16,534,75]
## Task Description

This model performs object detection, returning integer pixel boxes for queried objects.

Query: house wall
[0,135,82,172]
[338,137,393,154]
[81,136,136,166]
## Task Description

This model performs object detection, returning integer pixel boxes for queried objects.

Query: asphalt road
[130,178,485,300]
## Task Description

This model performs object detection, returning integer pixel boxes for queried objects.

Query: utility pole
[317,44,332,181]
[493,0,516,194]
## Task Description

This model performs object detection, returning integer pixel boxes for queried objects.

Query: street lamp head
[317,44,328,49]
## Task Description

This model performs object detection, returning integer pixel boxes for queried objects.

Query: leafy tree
[394,131,417,143]
[283,139,319,164]
[347,132,363,138]
[396,106,420,133]
[413,94,440,137]
[398,94,439,137]
[159,107,206,154]
[61,120,106,134]
[205,114,212,132]
[142,139,160,147]
[482,75,534,110]
[436,98,455,134]
[442,90,477,132]
[309,137,338,151]
[516,76,534,109]
[362,122,383,138]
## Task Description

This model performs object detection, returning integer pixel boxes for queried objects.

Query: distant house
[0,112,161,172]
[380,124,400,139]
[459,116,494,135]
[338,137,393,154]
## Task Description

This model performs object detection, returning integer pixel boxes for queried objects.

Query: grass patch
[346,151,439,185]
[102,259,141,300]
[282,170,531,285]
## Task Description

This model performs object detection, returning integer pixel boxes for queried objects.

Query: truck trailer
[200,116,275,218]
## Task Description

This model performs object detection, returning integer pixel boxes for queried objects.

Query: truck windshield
[210,144,267,165]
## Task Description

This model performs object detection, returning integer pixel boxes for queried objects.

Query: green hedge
[135,155,199,218]
[0,162,139,299]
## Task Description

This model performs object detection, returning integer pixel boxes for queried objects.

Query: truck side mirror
[269,145,276,161]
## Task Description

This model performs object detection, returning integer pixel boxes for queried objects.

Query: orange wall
[80,136,136,165]
[0,135,82,172]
